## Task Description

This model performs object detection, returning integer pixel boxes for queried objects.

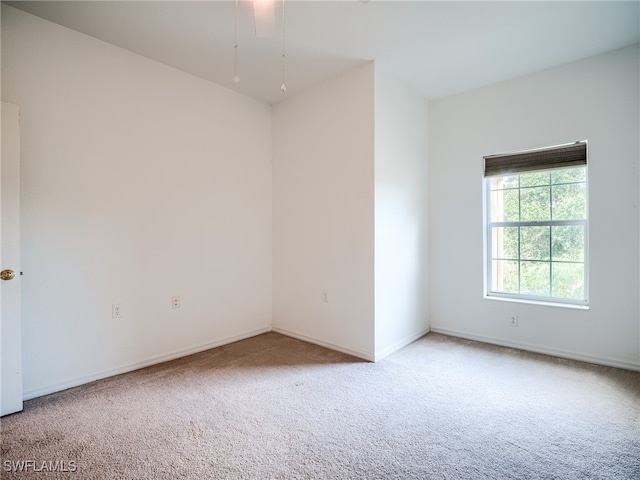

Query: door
[1,101,23,416]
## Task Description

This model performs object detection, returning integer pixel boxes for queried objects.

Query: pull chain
[281,0,286,93]
[233,0,240,84]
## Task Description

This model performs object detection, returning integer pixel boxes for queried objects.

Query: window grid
[486,168,587,306]
[548,174,552,297]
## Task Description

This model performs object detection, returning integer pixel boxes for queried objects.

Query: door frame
[1,101,23,416]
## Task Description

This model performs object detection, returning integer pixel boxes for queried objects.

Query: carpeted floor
[1,332,639,479]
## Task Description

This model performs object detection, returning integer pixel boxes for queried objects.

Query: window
[483,142,588,307]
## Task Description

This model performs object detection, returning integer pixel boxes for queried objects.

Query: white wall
[3,6,636,404]
[272,63,376,360]
[429,44,640,370]
[373,66,429,360]
[1,5,273,399]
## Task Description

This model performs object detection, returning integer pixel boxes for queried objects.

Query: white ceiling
[5,1,640,105]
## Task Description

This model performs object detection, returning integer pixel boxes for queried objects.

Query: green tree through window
[487,166,587,305]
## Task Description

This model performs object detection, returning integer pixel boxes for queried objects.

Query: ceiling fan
[237,0,369,92]
[251,0,369,37]
[234,0,286,90]
[252,0,276,37]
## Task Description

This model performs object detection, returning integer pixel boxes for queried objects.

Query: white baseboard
[430,327,640,372]
[374,327,431,362]
[32,324,633,402]
[271,326,375,362]
[23,326,272,401]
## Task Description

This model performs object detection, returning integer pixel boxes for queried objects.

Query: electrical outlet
[172,295,180,309]
[322,290,328,303]
[510,314,518,326]
[112,304,123,319]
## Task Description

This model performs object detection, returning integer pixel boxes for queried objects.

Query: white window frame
[482,143,589,309]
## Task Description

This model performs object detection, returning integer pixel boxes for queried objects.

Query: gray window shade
[484,141,587,177]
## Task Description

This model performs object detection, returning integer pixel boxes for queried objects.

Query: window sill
[484,294,590,310]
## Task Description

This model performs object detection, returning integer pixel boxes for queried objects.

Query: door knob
[0,269,16,281]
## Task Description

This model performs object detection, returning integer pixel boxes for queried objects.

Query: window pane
[492,260,519,293]
[485,160,587,304]
[520,171,550,188]
[521,186,550,221]
[552,263,584,299]
[491,188,520,222]
[552,225,584,262]
[552,183,586,220]
[551,167,586,184]
[492,227,519,259]
[520,226,550,260]
[520,261,550,296]
[490,175,519,190]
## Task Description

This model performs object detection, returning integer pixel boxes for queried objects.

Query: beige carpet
[1,332,639,479]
